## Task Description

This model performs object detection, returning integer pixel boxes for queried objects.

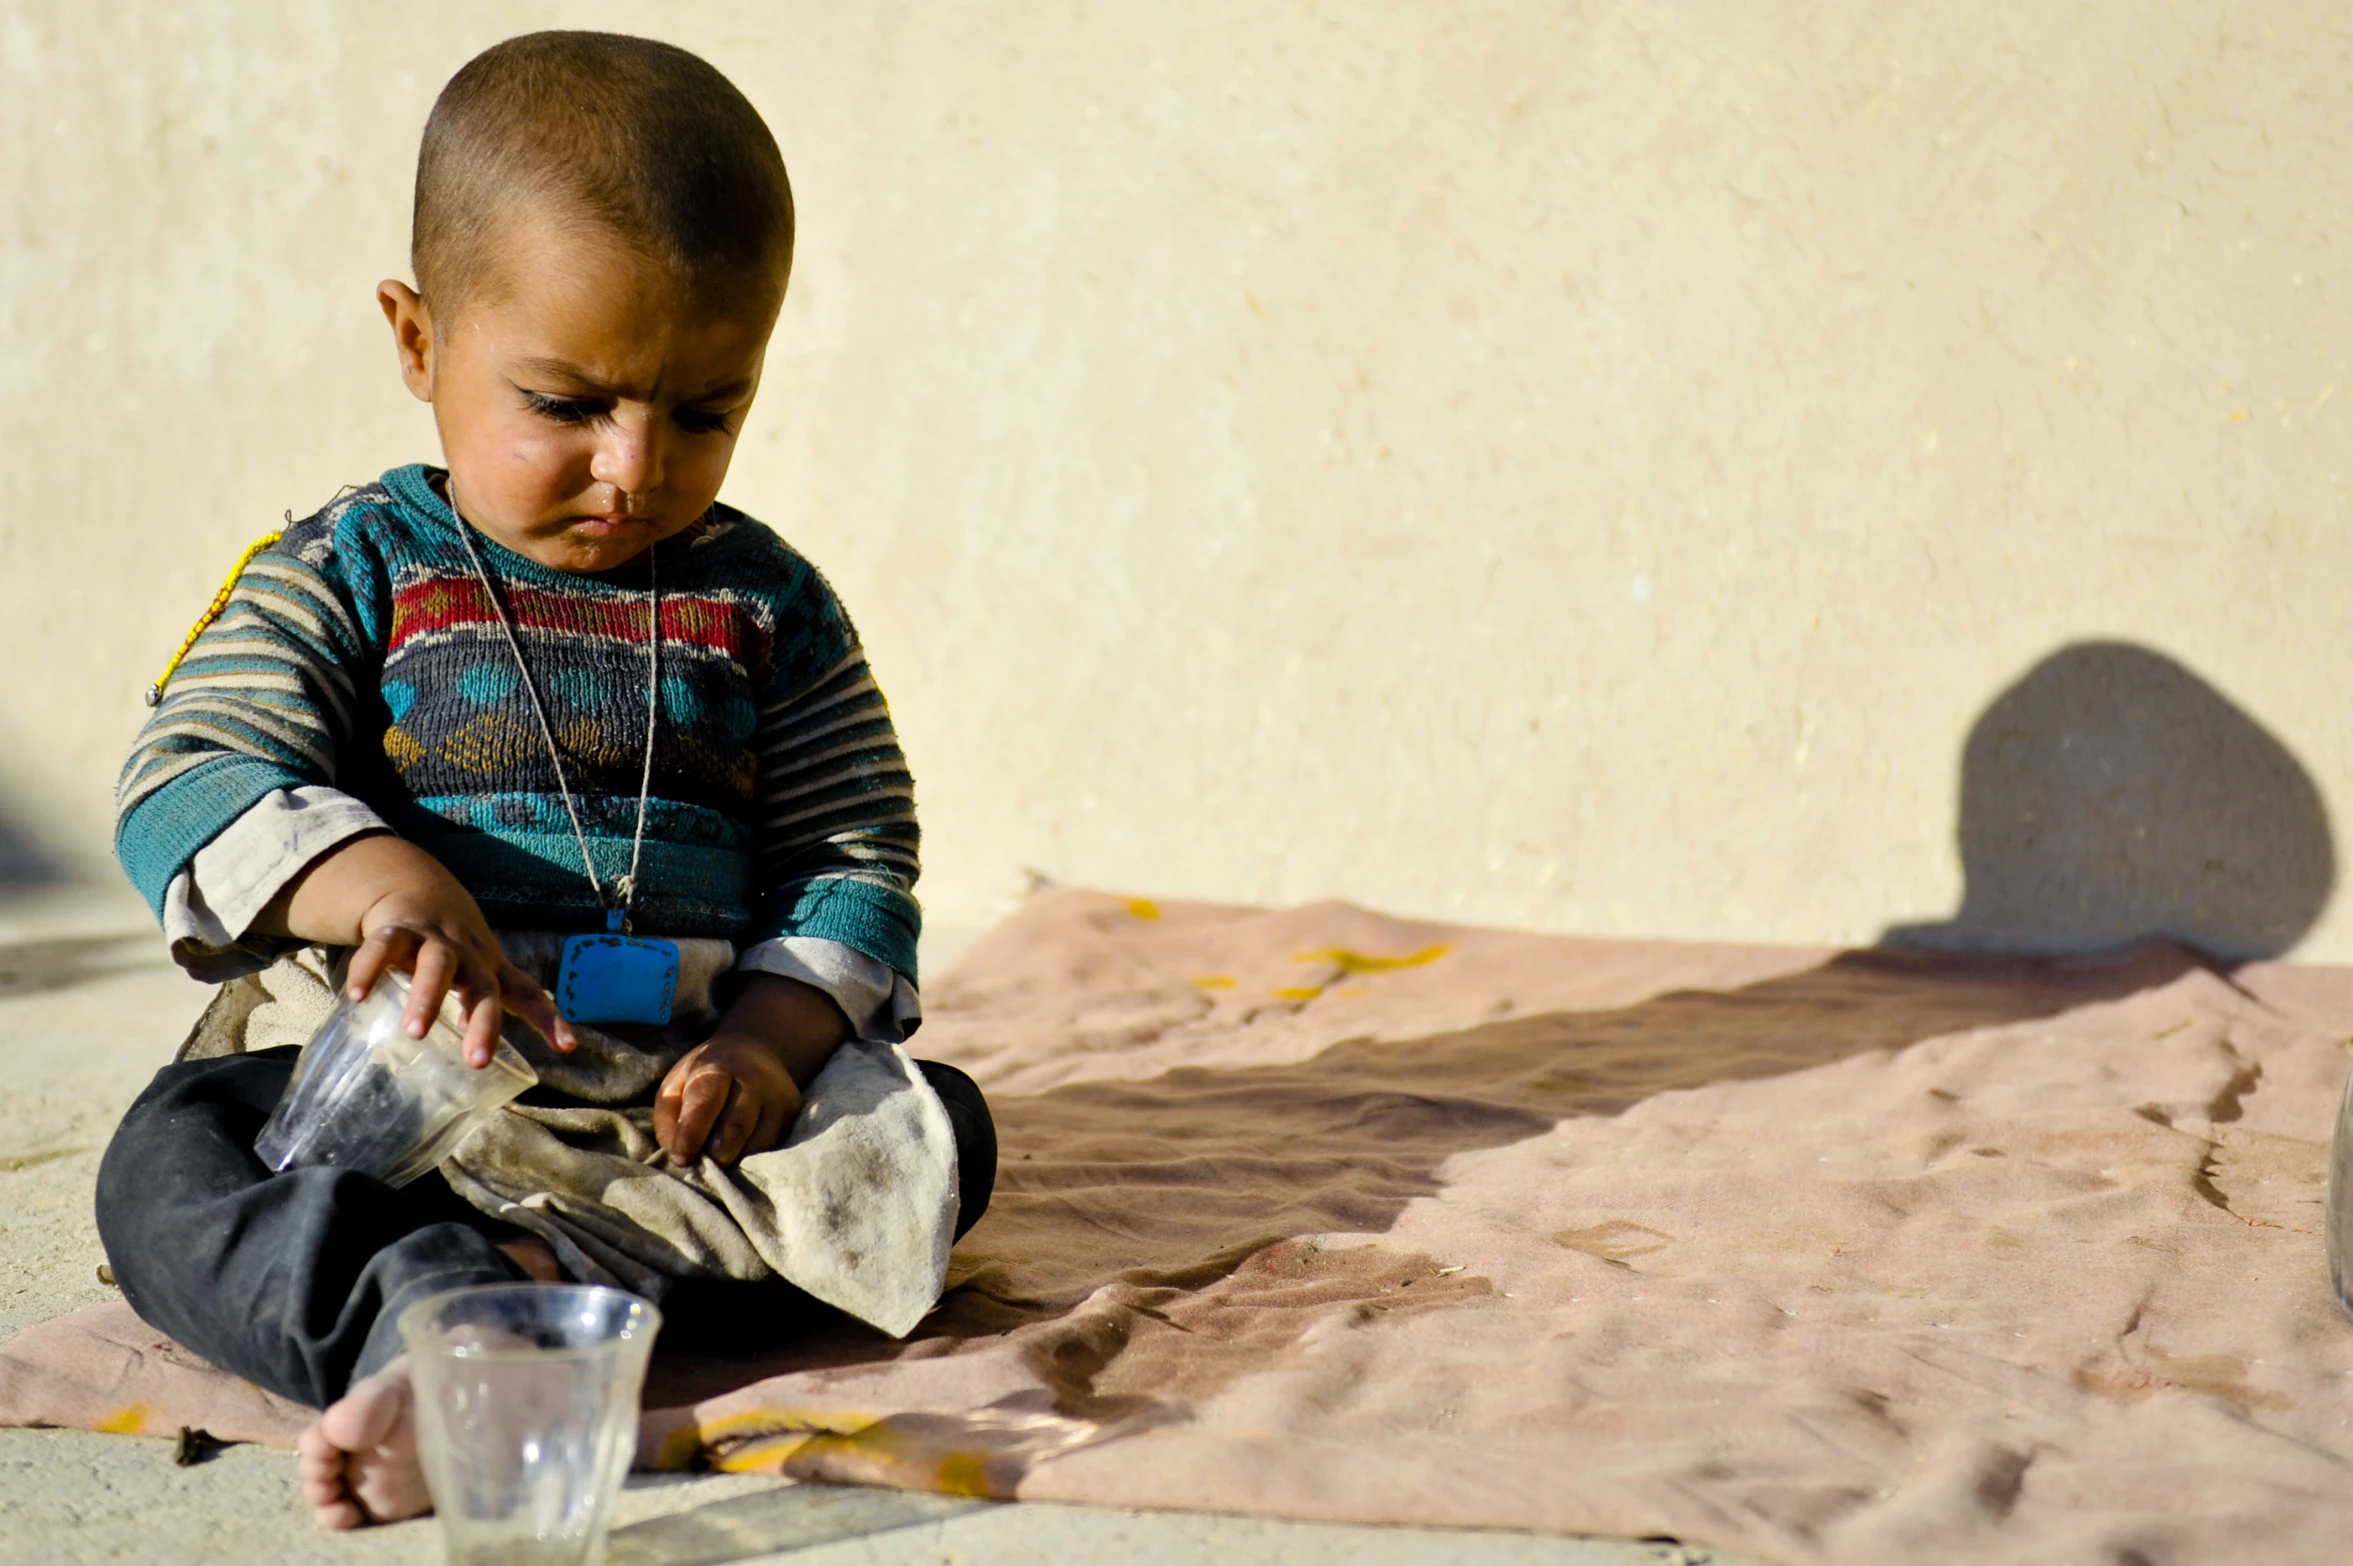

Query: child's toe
[316,1364,410,1452]
[312,1495,366,1531]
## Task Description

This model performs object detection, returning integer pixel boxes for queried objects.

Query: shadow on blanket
[648,937,2212,1413]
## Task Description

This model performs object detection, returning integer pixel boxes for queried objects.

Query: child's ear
[376,280,437,402]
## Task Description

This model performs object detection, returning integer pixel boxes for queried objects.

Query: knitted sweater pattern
[115,465,920,976]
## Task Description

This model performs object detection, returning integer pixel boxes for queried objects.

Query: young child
[95,31,994,1529]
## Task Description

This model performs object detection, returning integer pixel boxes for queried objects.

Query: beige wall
[4,2,2349,958]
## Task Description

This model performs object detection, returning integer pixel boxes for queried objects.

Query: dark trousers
[94,1046,997,1410]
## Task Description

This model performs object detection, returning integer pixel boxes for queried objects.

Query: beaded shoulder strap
[144,529,285,707]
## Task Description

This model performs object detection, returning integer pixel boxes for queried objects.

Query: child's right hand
[349,881,575,1069]
[258,833,576,1068]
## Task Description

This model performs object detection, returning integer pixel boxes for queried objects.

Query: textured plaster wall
[2,2,2348,957]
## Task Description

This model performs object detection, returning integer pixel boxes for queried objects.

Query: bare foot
[297,1357,430,1529]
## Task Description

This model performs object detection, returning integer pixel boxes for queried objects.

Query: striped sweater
[115,465,921,978]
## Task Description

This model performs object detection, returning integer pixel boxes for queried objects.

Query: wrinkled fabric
[639,892,2353,1565]
[444,1038,958,1334]
[169,933,958,1335]
[15,889,2353,1566]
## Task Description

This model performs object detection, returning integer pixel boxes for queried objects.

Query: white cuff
[162,786,389,981]
[732,936,923,1043]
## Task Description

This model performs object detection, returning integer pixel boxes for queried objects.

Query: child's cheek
[679,432,739,500]
[499,425,591,496]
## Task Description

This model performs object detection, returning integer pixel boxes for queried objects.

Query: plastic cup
[254,968,537,1188]
[401,1285,662,1566]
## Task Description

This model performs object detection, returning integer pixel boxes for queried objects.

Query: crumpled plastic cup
[254,968,537,1188]
[402,1284,661,1566]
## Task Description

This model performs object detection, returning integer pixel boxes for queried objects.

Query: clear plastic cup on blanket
[401,1285,662,1566]
[253,968,537,1188]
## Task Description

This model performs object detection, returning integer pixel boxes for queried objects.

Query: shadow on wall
[1884,640,2334,962]
[0,801,62,890]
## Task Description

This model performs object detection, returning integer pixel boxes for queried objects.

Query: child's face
[378,218,782,575]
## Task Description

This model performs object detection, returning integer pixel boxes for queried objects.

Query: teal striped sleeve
[747,572,922,980]
[114,526,377,915]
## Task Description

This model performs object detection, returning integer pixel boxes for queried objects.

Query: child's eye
[674,406,737,436]
[523,391,603,425]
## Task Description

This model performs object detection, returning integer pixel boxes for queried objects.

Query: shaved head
[413,31,794,316]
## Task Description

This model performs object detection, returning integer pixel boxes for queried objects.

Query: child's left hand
[653,973,850,1165]
[654,1035,802,1165]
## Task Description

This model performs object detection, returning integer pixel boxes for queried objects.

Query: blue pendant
[556,931,679,1025]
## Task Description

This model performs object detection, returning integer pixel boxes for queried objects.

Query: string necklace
[451,520,660,934]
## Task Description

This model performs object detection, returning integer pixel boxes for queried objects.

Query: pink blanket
[9,889,2352,1564]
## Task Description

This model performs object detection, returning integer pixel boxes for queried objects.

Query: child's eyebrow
[509,357,755,404]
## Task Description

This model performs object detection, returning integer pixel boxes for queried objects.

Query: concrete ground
[0,883,1758,1566]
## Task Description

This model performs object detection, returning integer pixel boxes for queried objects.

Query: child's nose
[588,411,665,500]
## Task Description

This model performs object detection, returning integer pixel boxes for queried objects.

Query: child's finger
[458,990,502,1070]
[708,1085,761,1165]
[498,964,576,1053]
[742,1093,791,1162]
[344,927,414,1001]
[449,952,513,1068]
[668,1069,738,1164]
[404,942,458,1039]
[653,1059,688,1150]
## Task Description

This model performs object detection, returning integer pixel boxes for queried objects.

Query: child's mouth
[570,515,638,538]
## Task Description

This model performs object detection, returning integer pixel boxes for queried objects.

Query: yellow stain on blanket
[1191,975,1237,990]
[1126,898,1162,920]
[690,1405,883,1473]
[97,1404,150,1435]
[1296,944,1450,975]
[706,1417,1005,1496]
[714,1431,820,1473]
[935,1450,998,1498]
[1272,944,1451,1002]
[786,1420,1025,1500]
[651,1423,709,1471]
